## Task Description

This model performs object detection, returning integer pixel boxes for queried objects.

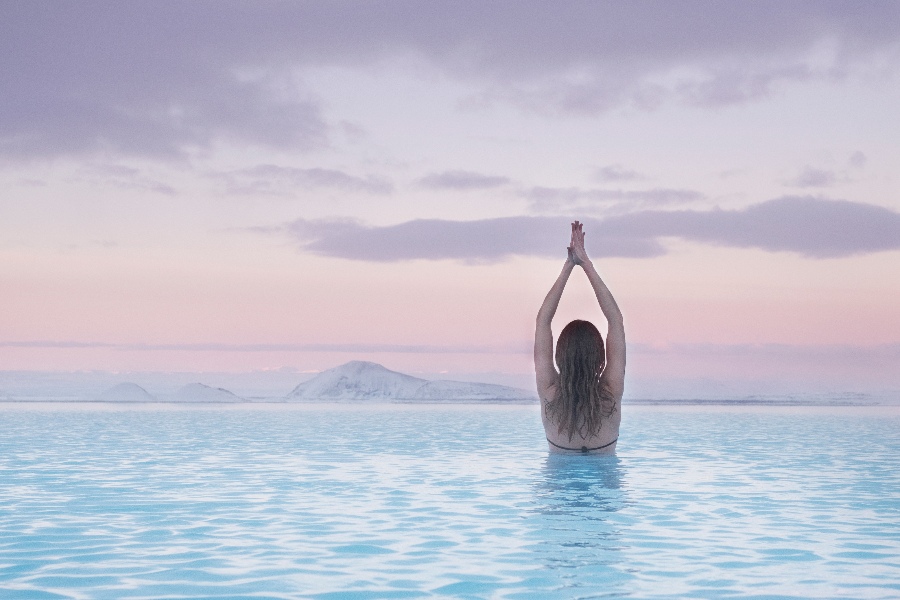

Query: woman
[535,221,625,453]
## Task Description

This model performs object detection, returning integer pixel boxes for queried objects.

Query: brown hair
[544,319,617,441]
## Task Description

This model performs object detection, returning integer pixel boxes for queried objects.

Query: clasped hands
[566,220,592,267]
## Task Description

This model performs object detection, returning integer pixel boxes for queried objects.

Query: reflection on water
[541,453,624,509]
[522,453,633,594]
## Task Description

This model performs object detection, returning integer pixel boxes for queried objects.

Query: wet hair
[544,319,617,441]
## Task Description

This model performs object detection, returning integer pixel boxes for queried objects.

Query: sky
[2,1,899,398]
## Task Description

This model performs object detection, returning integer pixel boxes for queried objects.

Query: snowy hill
[411,379,533,401]
[174,383,243,403]
[98,382,157,402]
[96,381,243,403]
[286,361,536,402]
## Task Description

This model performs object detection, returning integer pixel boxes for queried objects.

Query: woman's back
[534,222,625,453]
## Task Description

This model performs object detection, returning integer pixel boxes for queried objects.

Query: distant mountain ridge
[174,383,243,403]
[89,362,536,403]
[98,382,157,402]
[96,382,244,402]
[286,361,537,402]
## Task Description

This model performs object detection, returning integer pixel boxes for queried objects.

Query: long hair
[544,319,617,441]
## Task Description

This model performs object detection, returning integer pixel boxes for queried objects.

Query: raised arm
[534,230,578,401]
[570,222,626,397]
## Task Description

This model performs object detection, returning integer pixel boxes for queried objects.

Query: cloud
[594,165,646,183]
[418,170,510,190]
[281,197,900,262]
[2,2,328,160]
[632,341,900,362]
[215,164,393,196]
[4,2,899,159]
[601,196,900,258]
[848,151,868,168]
[525,186,705,213]
[286,215,666,261]
[675,64,816,108]
[81,164,177,195]
[786,166,839,188]
[475,63,825,116]
[440,3,900,114]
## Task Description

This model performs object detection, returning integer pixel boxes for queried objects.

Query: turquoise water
[1,403,898,599]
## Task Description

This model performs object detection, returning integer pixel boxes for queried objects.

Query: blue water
[0,403,898,599]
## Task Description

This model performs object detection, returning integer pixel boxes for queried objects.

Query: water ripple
[0,403,897,598]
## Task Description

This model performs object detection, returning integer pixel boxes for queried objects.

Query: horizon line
[3,340,898,354]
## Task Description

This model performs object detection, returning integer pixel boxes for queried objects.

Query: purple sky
[2,1,899,397]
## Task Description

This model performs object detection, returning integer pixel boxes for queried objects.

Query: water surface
[1,403,898,599]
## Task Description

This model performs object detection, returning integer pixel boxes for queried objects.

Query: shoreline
[0,398,897,406]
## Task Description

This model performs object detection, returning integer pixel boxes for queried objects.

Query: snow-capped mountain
[286,361,536,402]
[174,383,243,403]
[96,381,244,402]
[98,382,157,402]
[410,379,533,401]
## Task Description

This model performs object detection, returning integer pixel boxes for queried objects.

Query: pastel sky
[2,1,899,397]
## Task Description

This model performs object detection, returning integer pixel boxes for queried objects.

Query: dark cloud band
[4,2,899,158]
[285,197,900,261]
[418,171,511,190]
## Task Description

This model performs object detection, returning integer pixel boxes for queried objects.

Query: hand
[568,220,591,266]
